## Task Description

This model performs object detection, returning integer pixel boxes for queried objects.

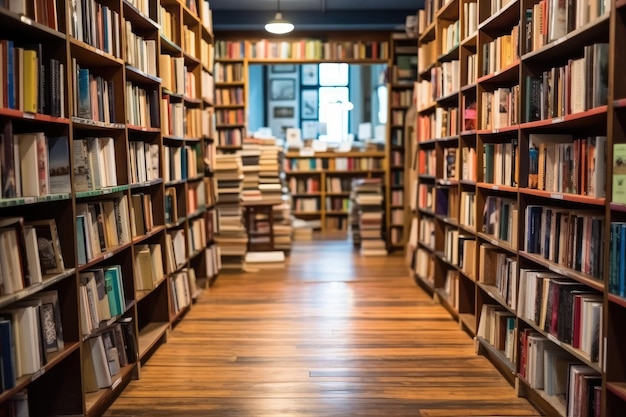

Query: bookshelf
[284,151,386,233]
[0,0,218,414]
[387,33,417,251]
[411,0,620,414]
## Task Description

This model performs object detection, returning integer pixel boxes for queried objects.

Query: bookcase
[410,0,624,414]
[0,0,217,414]
[284,151,386,233]
[213,57,246,150]
[387,33,417,251]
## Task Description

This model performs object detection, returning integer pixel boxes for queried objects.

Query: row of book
[433,61,460,100]
[483,196,519,246]
[73,61,118,124]
[214,88,244,109]
[125,83,159,128]
[73,136,118,191]
[128,140,160,184]
[163,144,201,183]
[284,157,384,172]
[1,131,71,199]
[350,178,387,256]
[160,97,183,137]
[525,206,604,278]
[484,141,518,186]
[124,21,157,77]
[75,196,132,265]
[0,290,64,389]
[182,24,197,60]
[416,106,459,141]
[440,20,459,55]
[218,128,243,147]
[214,62,244,83]
[480,86,521,130]
[528,135,606,197]
[82,318,137,393]
[289,177,320,194]
[525,0,610,54]
[0,41,65,117]
[69,0,122,58]
[479,245,517,309]
[477,304,516,361]
[158,5,176,44]
[159,55,186,95]
[526,43,608,122]
[215,108,244,125]
[390,89,413,107]
[79,266,127,336]
[2,0,58,30]
[444,227,476,277]
[517,272,602,362]
[216,39,390,61]
[481,24,520,77]
[519,329,600,417]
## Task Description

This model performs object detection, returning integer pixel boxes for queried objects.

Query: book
[47,136,71,194]
[28,219,65,274]
[27,290,64,354]
[613,143,626,204]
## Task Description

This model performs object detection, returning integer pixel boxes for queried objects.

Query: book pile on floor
[257,138,284,203]
[292,218,316,240]
[244,250,285,270]
[238,144,262,203]
[350,178,387,256]
[214,153,247,271]
[273,198,292,251]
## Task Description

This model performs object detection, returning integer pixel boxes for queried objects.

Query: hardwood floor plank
[103,239,541,417]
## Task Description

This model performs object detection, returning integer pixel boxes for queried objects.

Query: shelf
[517,376,568,417]
[127,125,161,134]
[475,336,516,376]
[615,98,626,108]
[135,275,167,303]
[214,82,245,88]
[435,214,459,227]
[160,34,182,54]
[461,82,477,93]
[122,0,160,31]
[0,7,67,40]
[460,129,477,137]
[0,268,76,310]
[214,103,245,109]
[72,117,126,131]
[518,251,604,292]
[84,364,136,415]
[476,182,517,193]
[131,225,166,245]
[0,193,72,207]
[78,242,133,271]
[0,108,70,124]
[418,207,435,217]
[477,124,520,135]
[460,31,478,47]
[522,14,610,63]
[436,178,459,186]
[129,179,164,190]
[418,174,436,181]
[325,192,350,197]
[125,64,161,85]
[418,20,437,44]
[434,288,460,319]
[478,0,519,32]
[519,188,605,206]
[458,223,476,234]
[436,0,459,20]
[476,59,520,85]
[608,293,626,309]
[459,179,477,186]
[477,232,517,254]
[459,313,476,336]
[75,185,130,199]
[326,211,348,215]
[164,178,187,186]
[436,89,460,104]
[161,89,183,99]
[414,272,436,292]
[418,61,437,80]
[69,38,123,66]
[438,44,460,63]
[417,101,437,113]
[477,283,514,314]
[166,217,186,230]
[520,106,608,130]
[607,382,626,402]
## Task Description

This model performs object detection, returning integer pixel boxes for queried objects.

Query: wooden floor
[104,238,542,417]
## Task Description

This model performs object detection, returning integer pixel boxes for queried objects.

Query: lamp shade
[265,12,294,34]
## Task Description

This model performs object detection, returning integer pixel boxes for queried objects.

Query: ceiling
[211,0,423,33]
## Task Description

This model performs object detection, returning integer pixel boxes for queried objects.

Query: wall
[247,65,265,133]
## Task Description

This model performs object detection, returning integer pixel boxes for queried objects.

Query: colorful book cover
[47,136,71,194]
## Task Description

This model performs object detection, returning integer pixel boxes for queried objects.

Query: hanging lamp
[265,0,294,34]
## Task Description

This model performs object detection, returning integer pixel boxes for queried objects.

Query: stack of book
[257,139,284,203]
[214,154,247,271]
[350,178,387,256]
[273,199,293,252]
[238,144,262,203]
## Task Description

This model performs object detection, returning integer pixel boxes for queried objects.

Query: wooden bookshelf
[0,0,219,414]
[285,151,386,233]
[410,0,619,415]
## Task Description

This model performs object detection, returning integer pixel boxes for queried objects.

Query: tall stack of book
[238,144,262,203]
[257,139,284,203]
[350,178,387,256]
[214,154,247,271]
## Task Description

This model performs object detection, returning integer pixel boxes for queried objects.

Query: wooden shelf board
[476,182,517,193]
[437,44,460,64]
[519,188,605,206]
[122,0,160,31]
[522,14,610,63]
[160,34,182,53]
[435,214,459,228]
[437,90,460,103]
[517,376,568,416]
[0,108,70,124]
[478,0,519,32]
[475,336,516,377]
[135,275,167,303]
[414,272,436,292]
[0,268,76,310]
[78,242,133,271]
[477,232,517,255]
[138,322,170,359]
[520,105,608,130]
[72,117,125,130]
[476,283,515,315]
[433,288,460,319]
[458,223,476,234]
[460,129,477,137]
[0,193,72,207]
[476,59,520,85]
[326,211,348,215]
[84,364,135,414]
[129,178,164,190]
[69,38,123,66]
[0,7,67,39]
[417,101,437,113]
[436,0,459,20]
[418,61,437,80]
[418,20,437,44]
[417,240,435,252]
[477,123,519,135]
[436,178,459,186]
[127,125,160,133]
[607,382,626,402]
[459,179,477,186]
[418,138,438,146]
[608,293,626,309]
[131,225,166,245]
[418,174,436,181]
[458,313,476,336]
[517,251,604,292]
[125,64,161,84]
[615,98,626,108]
[461,82,477,93]
[460,31,478,47]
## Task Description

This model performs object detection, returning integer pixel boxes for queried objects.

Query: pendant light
[265,0,294,34]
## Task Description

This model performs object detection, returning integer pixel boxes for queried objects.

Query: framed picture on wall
[301,64,319,86]
[270,79,296,101]
[271,64,296,73]
[301,89,318,119]
[273,106,295,118]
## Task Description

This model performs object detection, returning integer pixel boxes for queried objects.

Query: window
[316,63,351,142]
